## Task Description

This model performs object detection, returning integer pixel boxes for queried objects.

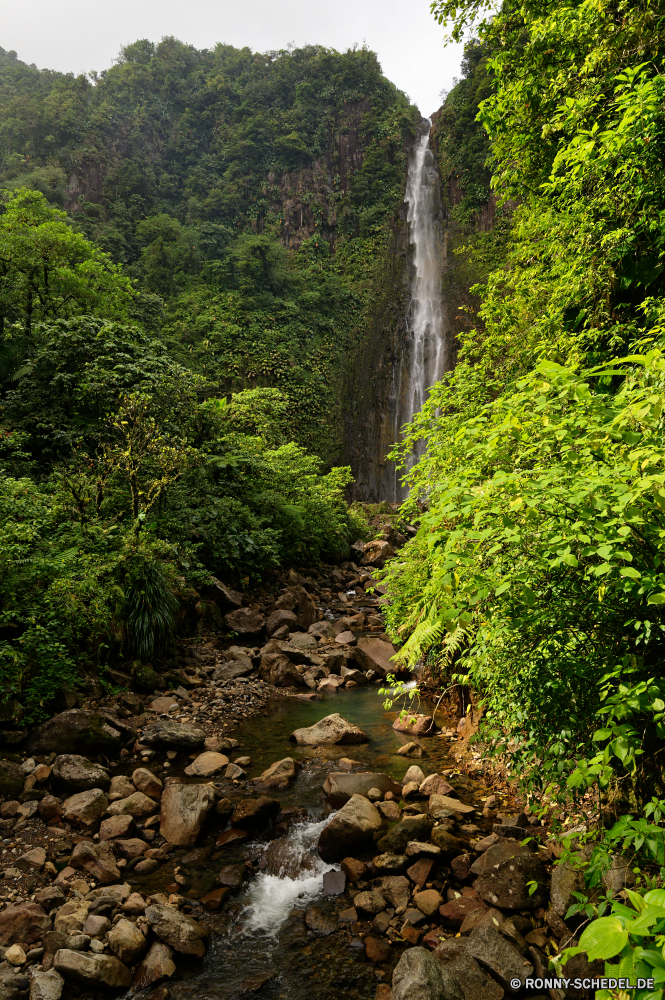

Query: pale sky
[1,0,463,119]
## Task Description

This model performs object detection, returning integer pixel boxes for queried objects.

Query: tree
[0,188,132,335]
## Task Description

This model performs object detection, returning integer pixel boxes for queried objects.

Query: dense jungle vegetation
[0,41,418,718]
[384,0,665,980]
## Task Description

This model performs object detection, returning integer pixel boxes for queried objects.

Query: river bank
[0,530,618,1000]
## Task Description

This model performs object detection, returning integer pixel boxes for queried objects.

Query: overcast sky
[2,0,463,118]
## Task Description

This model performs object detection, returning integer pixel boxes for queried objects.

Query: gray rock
[224,607,265,635]
[51,756,110,792]
[144,904,207,957]
[473,852,549,910]
[354,889,386,915]
[29,968,64,1000]
[377,815,433,854]
[62,789,108,831]
[248,757,301,791]
[212,659,253,682]
[133,941,176,989]
[140,720,205,749]
[354,638,400,677]
[602,853,637,898]
[434,945,504,1000]
[291,713,368,746]
[466,926,533,993]
[106,791,158,819]
[259,653,304,688]
[470,841,533,877]
[318,794,382,862]
[107,918,147,964]
[392,946,464,1000]
[550,856,585,917]
[26,710,128,757]
[266,610,298,636]
[69,841,120,885]
[375,875,411,910]
[160,782,216,846]
[322,771,402,807]
[304,906,337,936]
[53,949,131,989]
[0,902,51,947]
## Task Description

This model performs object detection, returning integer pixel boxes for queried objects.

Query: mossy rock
[26,710,126,756]
[0,759,24,799]
[132,662,160,693]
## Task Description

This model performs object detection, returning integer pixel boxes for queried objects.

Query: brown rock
[406,857,434,887]
[393,715,436,736]
[224,607,265,635]
[106,791,158,819]
[183,752,229,777]
[99,814,136,841]
[304,906,336,936]
[107,918,147,964]
[62,789,108,831]
[419,774,455,797]
[413,889,443,917]
[53,950,131,989]
[132,768,163,799]
[0,901,51,947]
[159,782,216,846]
[291,713,368,746]
[70,841,120,885]
[133,941,176,990]
[340,858,368,883]
[365,935,391,964]
[115,838,148,859]
[439,895,487,928]
[248,757,301,791]
[144,904,207,957]
[318,794,382,862]
[199,887,231,912]
[266,610,298,636]
[354,638,399,677]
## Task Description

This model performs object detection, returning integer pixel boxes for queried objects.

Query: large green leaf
[579,917,628,960]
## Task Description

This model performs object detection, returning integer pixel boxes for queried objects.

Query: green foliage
[383,0,665,818]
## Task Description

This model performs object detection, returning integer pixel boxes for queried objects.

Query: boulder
[430,828,461,856]
[106,792,158,819]
[402,765,425,785]
[107,918,147,964]
[290,713,368,746]
[248,757,301,791]
[62,789,108,831]
[354,638,399,677]
[131,768,163,799]
[413,889,443,917]
[392,946,463,1000]
[418,774,455,797]
[318,794,382,863]
[322,772,402,807]
[159,782,216,846]
[469,841,532,877]
[377,815,433,855]
[26,711,127,757]
[139,720,205,749]
[108,775,135,801]
[266,610,298,636]
[466,925,533,993]
[429,794,474,817]
[434,943,504,1000]
[29,968,64,1000]
[259,654,304,688]
[51,756,110,792]
[38,796,62,825]
[213,659,253,682]
[99,815,135,841]
[69,842,120,885]
[473,852,549,910]
[304,906,336,936]
[53,950,131,989]
[0,761,25,802]
[184,752,229,777]
[133,942,175,990]
[53,900,90,936]
[393,715,436,736]
[231,796,279,827]
[295,589,317,630]
[144,904,207,957]
[354,889,386,915]
[374,876,411,911]
[224,608,265,635]
[15,847,46,872]
[360,540,395,568]
[201,576,243,610]
[0,902,51,946]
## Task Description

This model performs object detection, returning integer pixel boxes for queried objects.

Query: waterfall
[394,121,446,500]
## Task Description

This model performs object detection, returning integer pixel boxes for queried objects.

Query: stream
[144,685,458,1000]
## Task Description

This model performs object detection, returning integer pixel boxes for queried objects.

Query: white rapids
[240,814,338,938]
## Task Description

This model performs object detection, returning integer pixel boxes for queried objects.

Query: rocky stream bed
[0,533,624,1000]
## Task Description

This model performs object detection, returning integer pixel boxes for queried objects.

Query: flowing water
[141,686,459,1000]
[392,122,446,501]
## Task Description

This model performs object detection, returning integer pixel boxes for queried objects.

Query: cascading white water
[239,814,337,938]
[393,121,446,499]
